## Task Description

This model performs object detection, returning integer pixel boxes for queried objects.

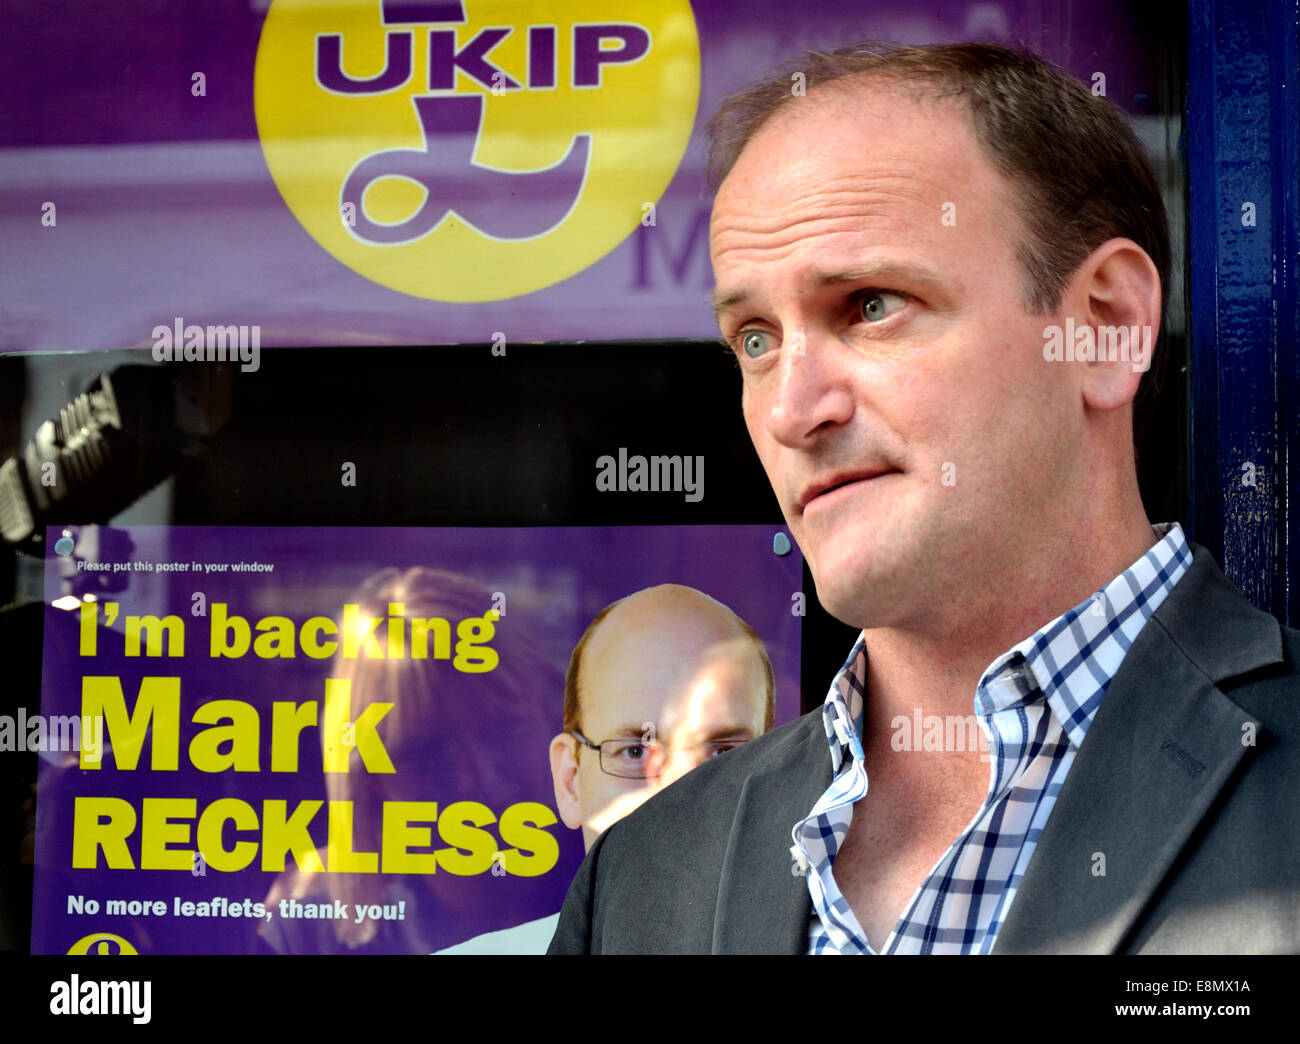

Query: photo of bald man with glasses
[550,583,776,850]
[435,583,775,953]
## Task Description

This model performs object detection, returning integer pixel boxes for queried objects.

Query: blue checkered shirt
[795,522,1193,954]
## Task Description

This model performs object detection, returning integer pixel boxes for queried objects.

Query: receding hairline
[707,69,1029,271]
[583,585,761,679]
[707,60,983,192]
[565,585,776,734]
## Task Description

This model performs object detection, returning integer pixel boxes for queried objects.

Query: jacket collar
[711,710,829,953]
[992,544,1283,953]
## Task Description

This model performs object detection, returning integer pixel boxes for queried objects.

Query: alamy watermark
[1042,318,1152,372]
[0,708,103,761]
[595,448,703,503]
[151,316,260,372]
[50,975,150,1024]
[891,709,992,763]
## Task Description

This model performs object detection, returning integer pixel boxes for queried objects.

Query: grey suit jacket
[548,545,1300,954]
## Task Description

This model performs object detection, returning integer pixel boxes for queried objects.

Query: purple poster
[31,523,802,954]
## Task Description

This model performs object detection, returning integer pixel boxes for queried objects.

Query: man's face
[709,81,1083,630]
[550,594,770,849]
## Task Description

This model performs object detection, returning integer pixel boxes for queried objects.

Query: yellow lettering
[79,601,98,656]
[196,798,259,871]
[72,796,136,869]
[210,603,250,658]
[496,801,560,877]
[270,701,318,772]
[453,615,498,673]
[300,616,338,658]
[340,604,384,659]
[125,614,185,657]
[140,797,194,871]
[80,676,180,770]
[189,699,260,772]
[435,801,497,875]
[261,799,324,873]
[321,678,393,773]
[253,616,296,658]
[326,801,378,872]
[381,801,439,874]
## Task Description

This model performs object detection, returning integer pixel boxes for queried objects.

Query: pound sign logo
[256,0,699,302]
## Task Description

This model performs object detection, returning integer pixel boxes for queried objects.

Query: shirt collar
[821,522,1193,763]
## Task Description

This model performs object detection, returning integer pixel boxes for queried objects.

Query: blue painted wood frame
[1187,0,1300,625]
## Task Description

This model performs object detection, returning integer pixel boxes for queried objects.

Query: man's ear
[549,733,583,830]
[1068,237,1161,413]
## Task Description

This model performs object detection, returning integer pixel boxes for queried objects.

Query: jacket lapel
[993,546,1283,953]
[711,712,832,953]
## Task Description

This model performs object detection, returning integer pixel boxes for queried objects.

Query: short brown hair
[564,592,776,736]
[706,41,1171,414]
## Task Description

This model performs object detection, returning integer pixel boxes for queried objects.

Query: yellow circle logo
[255,0,700,302]
[67,932,138,955]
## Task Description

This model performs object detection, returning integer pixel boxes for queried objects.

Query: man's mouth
[796,469,898,514]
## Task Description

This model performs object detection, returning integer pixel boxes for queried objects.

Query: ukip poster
[29,524,802,954]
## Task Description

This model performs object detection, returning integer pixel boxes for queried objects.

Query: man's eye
[613,743,646,761]
[708,743,741,758]
[738,330,772,358]
[859,291,906,323]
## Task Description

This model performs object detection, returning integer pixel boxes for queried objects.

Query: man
[548,583,775,849]
[548,42,1300,954]
[437,583,774,953]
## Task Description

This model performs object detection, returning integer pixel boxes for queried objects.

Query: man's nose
[643,744,672,784]
[650,747,705,787]
[761,328,855,447]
